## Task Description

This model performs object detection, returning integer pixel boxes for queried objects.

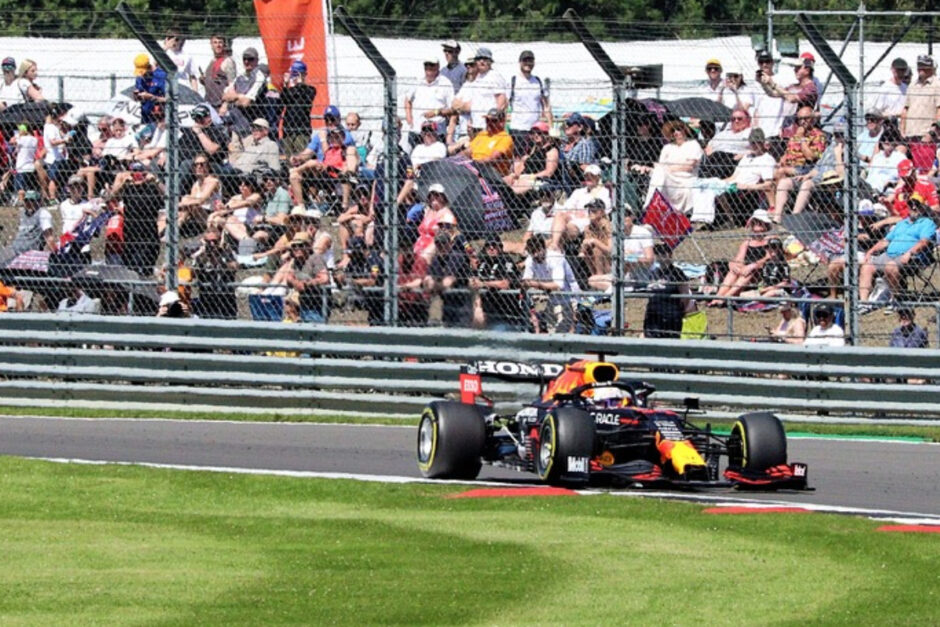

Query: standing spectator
[470,235,522,331]
[758,54,818,113]
[468,47,508,132]
[768,301,806,344]
[803,305,845,347]
[508,50,552,150]
[521,235,579,334]
[716,65,753,113]
[11,123,39,201]
[398,245,430,327]
[751,50,789,138]
[900,55,940,140]
[201,33,236,109]
[440,40,466,91]
[220,47,268,137]
[132,54,167,125]
[191,229,238,320]
[445,58,478,143]
[163,30,199,91]
[889,307,929,348]
[110,167,164,278]
[58,175,97,267]
[15,59,43,102]
[404,58,453,141]
[699,58,723,99]
[871,57,910,121]
[280,60,317,158]
[643,244,694,339]
[0,190,55,268]
[42,104,74,201]
[0,56,30,110]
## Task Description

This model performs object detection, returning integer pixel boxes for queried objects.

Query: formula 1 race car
[417,358,809,489]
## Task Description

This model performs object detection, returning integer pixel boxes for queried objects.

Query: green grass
[0,457,937,624]
[2,404,939,441]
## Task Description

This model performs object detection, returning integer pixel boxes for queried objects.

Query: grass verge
[1,404,939,442]
[0,457,938,624]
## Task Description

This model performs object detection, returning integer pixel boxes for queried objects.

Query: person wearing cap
[132,54,167,125]
[871,58,910,120]
[751,50,789,138]
[0,189,55,269]
[700,58,724,98]
[414,183,457,260]
[707,208,775,307]
[547,163,610,252]
[273,229,331,323]
[901,54,940,139]
[712,127,777,228]
[467,47,507,131]
[508,49,552,148]
[561,112,599,181]
[798,52,825,98]
[108,160,164,278]
[643,119,703,215]
[280,60,317,158]
[858,196,937,305]
[440,40,466,91]
[230,118,279,173]
[470,234,523,331]
[219,46,270,138]
[288,104,357,205]
[883,158,940,230]
[505,120,559,196]
[0,55,30,110]
[410,119,447,169]
[856,109,885,163]
[466,107,513,175]
[57,174,98,265]
[716,65,753,113]
[759,52,818,111]
[201,33,236,108]
[162,30,199,91]
[404,57,453,139]
[766,301,806,344]
[803,305,845,347]
[183,103,230,173]
[889,307,929,349]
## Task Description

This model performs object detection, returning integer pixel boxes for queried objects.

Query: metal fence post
[334,6,399,325]
[563,9,627,332]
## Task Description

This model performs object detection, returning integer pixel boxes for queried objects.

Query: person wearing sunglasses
[0,56,30,111]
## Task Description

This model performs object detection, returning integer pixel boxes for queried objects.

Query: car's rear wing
[459,360,565,404]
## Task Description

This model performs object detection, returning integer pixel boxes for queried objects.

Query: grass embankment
[2,404,939,442]
[0,458,937,624]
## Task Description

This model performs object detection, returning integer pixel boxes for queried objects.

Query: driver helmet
[593,386,631,408]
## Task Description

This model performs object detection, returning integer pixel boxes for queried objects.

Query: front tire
[535,407,595,486]
[416,401,485,479]
[728,411,787,471]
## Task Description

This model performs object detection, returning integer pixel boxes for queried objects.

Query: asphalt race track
[0,416,938,517]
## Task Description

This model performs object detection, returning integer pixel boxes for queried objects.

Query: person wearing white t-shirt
[522,235,579,333]
[12,125,39,200]
[508,50,552,150]
[587,212,655,291]
[870,58,910,120]
[467,48,507,130]
[713,127,777,227]
[803,305,845,347]
[865,137,906,193]
[101,117,136,162]
[443,60,477,143]
[59,175,98,256]
[548,164,611,251]
[0,57,30,110]
[410,121,447,168]
[163,32,200,92]
[405,58,454,140]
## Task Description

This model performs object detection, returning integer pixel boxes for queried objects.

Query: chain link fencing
[0,11,939,347]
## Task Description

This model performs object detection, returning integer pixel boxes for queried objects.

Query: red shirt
[892,176,939,219]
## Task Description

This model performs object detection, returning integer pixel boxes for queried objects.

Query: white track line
[27,456,940,526]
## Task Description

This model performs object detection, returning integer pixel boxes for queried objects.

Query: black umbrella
[72,264,161,304]
[662,97,733,123]
[416,158,514,236]
[0,101,55,131]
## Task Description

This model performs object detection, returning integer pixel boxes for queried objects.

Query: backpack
[509,75,547,109]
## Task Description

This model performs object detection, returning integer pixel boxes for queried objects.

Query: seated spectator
[858,197,937,308]
[771,106,827,218]
[290,110,359,209]
[413,183,457,260]
[701,107,752,179]
[711,128,776,227]
[345,112,371,160]
[190,229,238,320]
[466,107,513,175]
[644,120,703,215]
[588,210,655,291]
[559,112,598,187]
[857,109,886,164]
[521,235,579,334]
[173,153,221,237]
[336,184,375,266]
[579,202,612,277]
[269,231,331,323]
[209,174,264,252]
[889,306,929,348]
[773,123,845,221]
[504,121,559,196]
[864,135,906,195]
[258,167,291,227]
[0,278,24,311]
[827,200,887,298]
[397,245,430,327]
[803,304,845,347]
[880,158,939,230]
[156,290,191,318]
[230,118,280,173]
[768,301,806,344]
[470,235,523,331]
[547,164,610,251]
[410,120,447,169]
[0,190,55,268]
[178,104,231,192]
[58,175,98,266]
[642,243,695,339]
[423,226,472,328]
[132,103,168,169]
[708,209,774,307]
[335,235,384,326]
[739,237,790,299]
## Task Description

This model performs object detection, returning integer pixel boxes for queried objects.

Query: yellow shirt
[469,130,513,175]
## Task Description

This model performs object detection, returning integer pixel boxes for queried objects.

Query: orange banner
[254,0,330,103]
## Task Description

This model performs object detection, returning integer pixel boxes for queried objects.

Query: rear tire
[535,407,595,486]
[728,411,787,471]
[416,401,485,479]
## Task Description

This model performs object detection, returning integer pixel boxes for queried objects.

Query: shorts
[866,253,899,270]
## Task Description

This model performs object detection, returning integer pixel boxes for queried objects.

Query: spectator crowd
[0,33,937,346]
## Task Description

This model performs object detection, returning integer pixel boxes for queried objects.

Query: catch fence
[0,8,938,348]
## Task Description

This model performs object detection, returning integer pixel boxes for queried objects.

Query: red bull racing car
[417,358,809,489]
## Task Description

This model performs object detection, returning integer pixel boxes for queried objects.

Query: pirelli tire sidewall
[416,401,485,480]
[729,411,788,471]
[536,407,595,486]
